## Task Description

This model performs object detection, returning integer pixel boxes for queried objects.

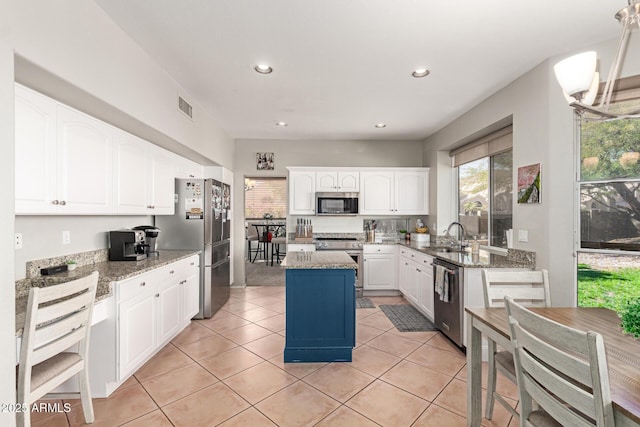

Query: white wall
[4,0,233,168]
[232,138,424,285]
[0,41,16,427]
[14,216,153,280]
[423,35,640,307]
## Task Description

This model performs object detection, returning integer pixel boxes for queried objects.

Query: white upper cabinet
[15,84,113,215]
[56,105,113,214]
[148,145,176,214]
[360,169,429,215]
[360,171,394,214]
[113,130,149,214]
[395,170,429,215]
[15,84,184,216]
[113,129,175,215]
[176,158,204,179]
[15,85,58,213]
[289,170,316,215]
[316,171,359,192]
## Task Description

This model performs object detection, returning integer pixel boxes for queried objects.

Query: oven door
[345,250,363,297]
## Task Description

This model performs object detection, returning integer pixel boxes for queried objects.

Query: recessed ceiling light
[412,68,430,78]
[255,64,273,74]
[276,121,288,127]
[375,123,387,128]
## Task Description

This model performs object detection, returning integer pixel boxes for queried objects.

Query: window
[453,127,513,248]
[579,108,640,251]
[244,177,287,219]
[577,94,640,314]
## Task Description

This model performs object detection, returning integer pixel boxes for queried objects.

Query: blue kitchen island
[281,251,357,363]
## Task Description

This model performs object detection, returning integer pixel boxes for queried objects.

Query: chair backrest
[246,223,258,239]
[19,272,99,376]
[505,297,614,427]
[482,269,550,308]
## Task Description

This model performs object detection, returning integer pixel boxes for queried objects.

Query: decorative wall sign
[256,153,274,170]
[517,163,541,204]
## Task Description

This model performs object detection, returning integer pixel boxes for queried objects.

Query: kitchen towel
[434,265,450,302]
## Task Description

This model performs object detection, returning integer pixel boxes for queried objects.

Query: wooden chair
[505,297,614,427]
[17,271,99,427]
[482,269,551,420]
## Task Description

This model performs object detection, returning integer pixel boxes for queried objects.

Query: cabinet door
[118,291,156,380]
[289,171,315,214]
[316,171,338,191]
[363,254,398,290]
[157,280,182,344]
[113,130,149,214]
[57,105,113,214]
[398,258,411,295]
[395,171,429,215]
[337,171,359,192]
[417,262,434,321]
[149,146,176,215]
[14,85,58,213]
[182,272,200,325]
[360,171,394,214]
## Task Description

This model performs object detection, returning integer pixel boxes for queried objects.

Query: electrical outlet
[518,229,529,243]
[15,233,23,249]
[62,230,71,245]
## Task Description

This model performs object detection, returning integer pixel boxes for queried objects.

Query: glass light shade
[581,72,600,106]
[554,51,597,96]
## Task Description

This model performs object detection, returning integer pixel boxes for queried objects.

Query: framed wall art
[256,152,274,170]
[517,163,541,204]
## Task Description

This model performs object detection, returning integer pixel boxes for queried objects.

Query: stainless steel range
[315,237,364,297]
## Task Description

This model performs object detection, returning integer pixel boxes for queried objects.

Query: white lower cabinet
[117,255,199,381]
[118,287,157,379]
[398,247,434,321]
[363,245,398,290]
[287,244,316,252]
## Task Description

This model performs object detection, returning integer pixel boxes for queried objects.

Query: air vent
[178,95,193,119]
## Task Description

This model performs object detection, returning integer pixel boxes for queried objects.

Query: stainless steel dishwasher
[433,258,464,348]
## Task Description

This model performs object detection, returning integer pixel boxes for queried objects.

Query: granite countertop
[15,250,199,335]
[281,251,357,269]
[395,241,533,268]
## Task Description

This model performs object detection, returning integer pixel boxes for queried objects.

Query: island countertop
[281,251,357,269]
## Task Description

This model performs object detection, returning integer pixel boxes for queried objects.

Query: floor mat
[379,304,438,332]
[356,297,376,309]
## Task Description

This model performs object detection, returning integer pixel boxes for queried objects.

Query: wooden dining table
[466,306,640,427]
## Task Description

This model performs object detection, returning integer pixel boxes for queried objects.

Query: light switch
[518,229,529,243]
[62,230,71,245]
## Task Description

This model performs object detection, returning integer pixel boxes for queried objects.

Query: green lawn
[577,263,640,314]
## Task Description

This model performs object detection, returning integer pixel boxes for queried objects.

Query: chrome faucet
[445,221,466,250]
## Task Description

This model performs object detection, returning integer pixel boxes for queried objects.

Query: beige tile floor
[33,286,520,426]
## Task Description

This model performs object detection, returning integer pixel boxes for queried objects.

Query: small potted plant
[398,229,407,239]
[66,260,78,271]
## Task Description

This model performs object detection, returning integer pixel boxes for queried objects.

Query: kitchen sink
[432,247,466,253]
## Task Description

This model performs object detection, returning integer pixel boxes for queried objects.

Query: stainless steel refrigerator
[156,178,231,318]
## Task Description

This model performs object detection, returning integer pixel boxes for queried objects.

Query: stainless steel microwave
[316,192,359,215]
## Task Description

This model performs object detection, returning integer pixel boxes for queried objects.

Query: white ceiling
[94,0,621,141]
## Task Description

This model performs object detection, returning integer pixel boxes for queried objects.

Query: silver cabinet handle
[155,293,160,297]
[417,268,421,272]
[52,200,59,205]
[59,200,66,205]
[140,282,146,287]
[169,270,175,274]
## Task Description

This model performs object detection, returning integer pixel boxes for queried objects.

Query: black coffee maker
[133,225,161,258]
[109,230,148,261]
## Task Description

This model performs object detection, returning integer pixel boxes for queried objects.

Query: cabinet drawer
[364,244,396,254]
[117,272,158,302]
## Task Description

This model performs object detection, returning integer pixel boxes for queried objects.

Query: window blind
[244,177,287,219]
[450,125,513,167]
